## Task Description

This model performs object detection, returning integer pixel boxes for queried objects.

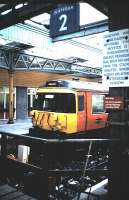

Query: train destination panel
[103,29,129,87]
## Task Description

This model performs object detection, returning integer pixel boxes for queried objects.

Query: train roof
[42,80,109,92]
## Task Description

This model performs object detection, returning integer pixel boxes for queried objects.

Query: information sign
[104,96,124,110]
[103,29,129,87]
[50,4,80,39]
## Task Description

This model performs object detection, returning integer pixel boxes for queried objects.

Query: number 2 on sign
[59,14,67,31]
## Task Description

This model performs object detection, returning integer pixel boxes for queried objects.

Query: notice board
[104,96,124,110]
[103,29,129,87]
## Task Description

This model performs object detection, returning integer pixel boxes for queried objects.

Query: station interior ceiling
[1,1,128,31]
[0,1,109,30]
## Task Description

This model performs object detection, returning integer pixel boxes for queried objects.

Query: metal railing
[0,131,126,200]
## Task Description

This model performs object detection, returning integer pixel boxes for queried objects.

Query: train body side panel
[86,92,108,130]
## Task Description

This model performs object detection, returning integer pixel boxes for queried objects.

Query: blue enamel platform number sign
[50,4,80,38]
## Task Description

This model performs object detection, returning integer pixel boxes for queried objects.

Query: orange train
[30,80,108,136]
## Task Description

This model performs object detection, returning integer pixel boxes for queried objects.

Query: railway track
[48,154,109,200]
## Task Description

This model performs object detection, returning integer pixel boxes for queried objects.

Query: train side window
[92,94,105,113]
[78,95,84,111]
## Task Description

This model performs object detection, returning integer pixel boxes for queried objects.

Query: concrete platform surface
[0,119,32,135]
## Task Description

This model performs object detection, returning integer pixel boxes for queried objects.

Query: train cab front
[30,88,78,137]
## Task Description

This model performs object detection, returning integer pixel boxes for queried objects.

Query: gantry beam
[0,20,108,47]
[52,19,108,41]
[0,49,101,78]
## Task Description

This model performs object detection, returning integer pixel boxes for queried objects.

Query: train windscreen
[33,93,76,113]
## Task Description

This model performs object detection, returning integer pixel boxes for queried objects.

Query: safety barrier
[0,131,127,200]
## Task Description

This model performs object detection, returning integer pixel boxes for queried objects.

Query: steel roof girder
[0,49,102,77]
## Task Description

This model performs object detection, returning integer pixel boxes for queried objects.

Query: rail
[0,131,127,200]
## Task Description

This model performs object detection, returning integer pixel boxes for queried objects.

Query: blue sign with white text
[50,4,80,38]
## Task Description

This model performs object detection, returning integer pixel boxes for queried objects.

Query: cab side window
[92,94,105,113]
[78,95,84,111]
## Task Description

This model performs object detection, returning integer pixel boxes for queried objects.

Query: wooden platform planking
[0,184,37,200]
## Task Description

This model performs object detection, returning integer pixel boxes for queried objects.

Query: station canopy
[0,1,108,77]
